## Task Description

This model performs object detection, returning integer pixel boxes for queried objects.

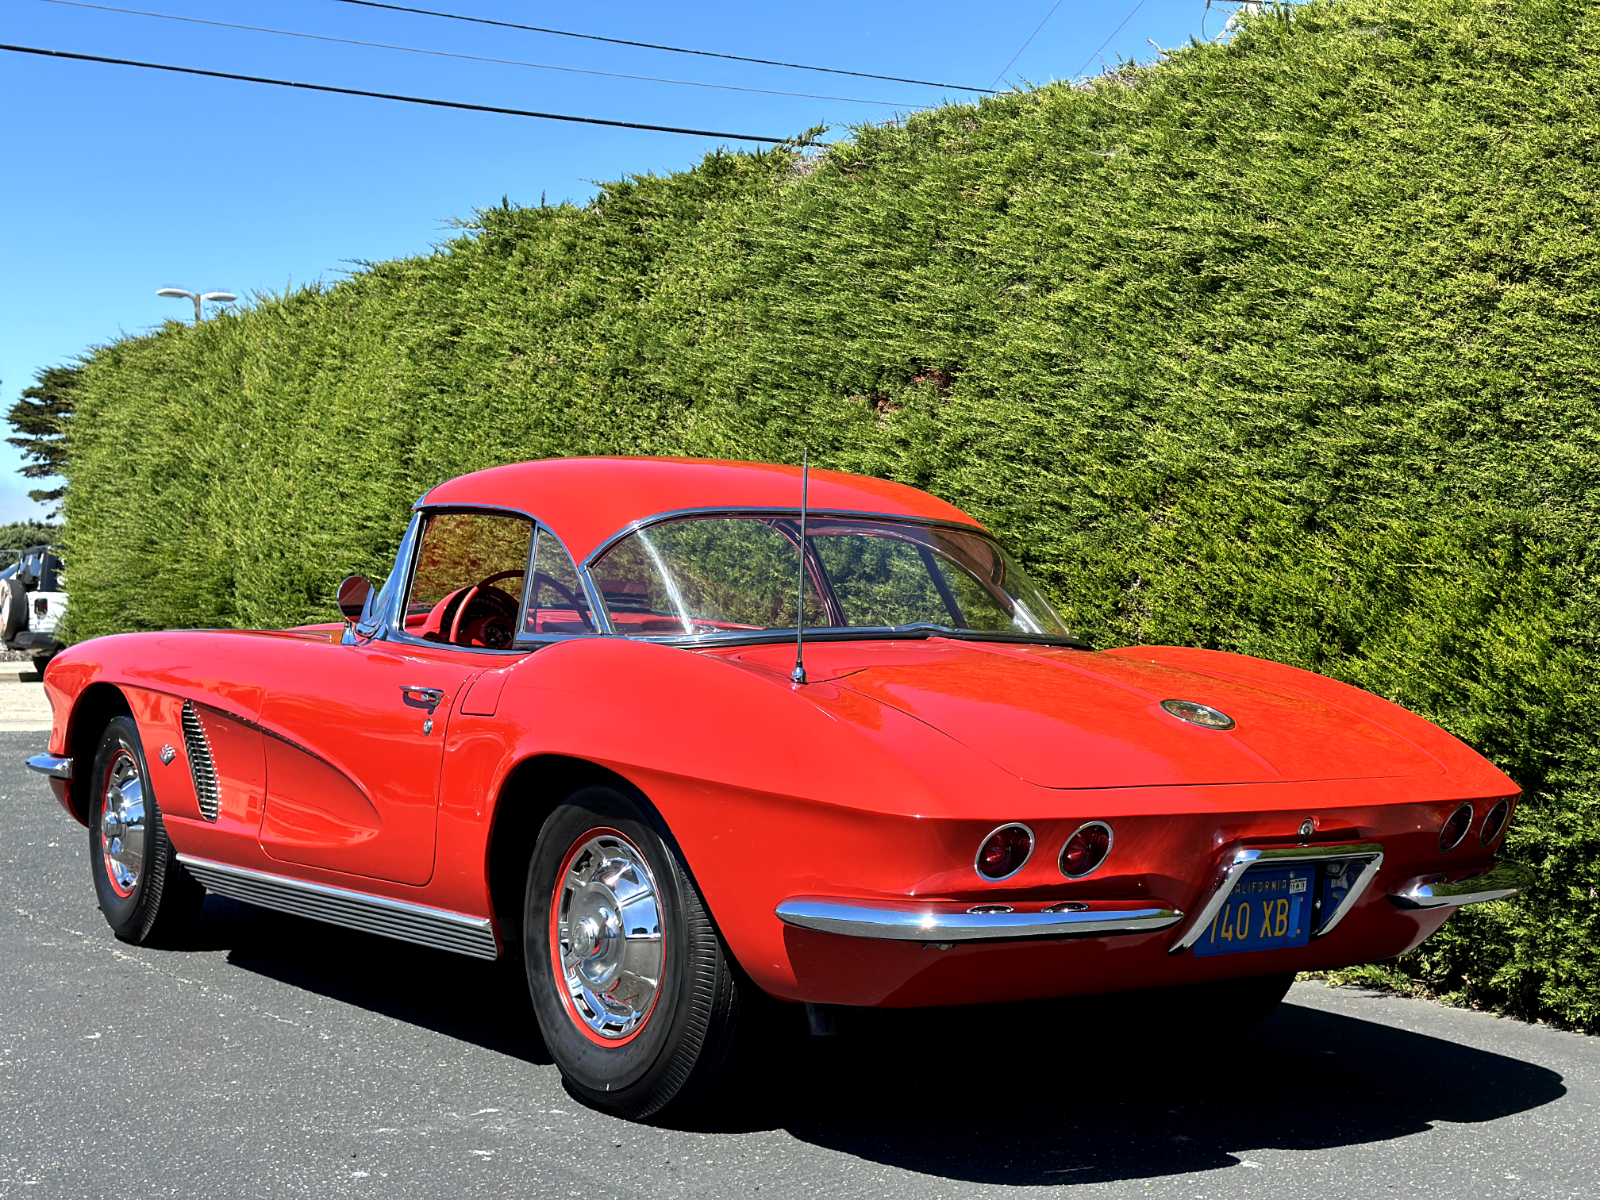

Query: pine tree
[6,363,79,508]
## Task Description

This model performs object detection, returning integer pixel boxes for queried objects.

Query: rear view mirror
[337,575,375,624]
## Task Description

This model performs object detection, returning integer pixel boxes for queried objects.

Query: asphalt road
[1,728,1595,1200]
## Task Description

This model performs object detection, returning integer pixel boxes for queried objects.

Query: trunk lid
[720,639,1442,788]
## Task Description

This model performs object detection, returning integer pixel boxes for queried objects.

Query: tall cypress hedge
[65,0,1600,1029]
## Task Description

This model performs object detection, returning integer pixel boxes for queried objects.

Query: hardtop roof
[419,457,983,563]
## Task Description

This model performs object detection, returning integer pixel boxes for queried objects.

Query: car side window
[524,529,597,635]
[402,512,532,648]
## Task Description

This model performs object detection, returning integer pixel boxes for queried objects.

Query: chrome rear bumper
[775,843,1529,949]
[775,897,1183,943]
[25,753,72,780]
[1388,863,1531,910]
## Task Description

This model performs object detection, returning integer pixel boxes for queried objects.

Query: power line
[31,0,918,108]
[1073,0,1151,79]
[333,0,996,94]
[0,44,794,141]
[990,0,1066,90]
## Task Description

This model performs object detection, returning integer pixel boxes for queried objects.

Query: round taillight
[1439,803,1474,853]
[975,823,1034,881]
[1479,799,1511,846]
[1059,821,1113,878]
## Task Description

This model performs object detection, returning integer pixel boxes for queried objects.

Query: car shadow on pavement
[190,895,1565,1188]
[748,994,1568,1186]
[189,894,554,1067]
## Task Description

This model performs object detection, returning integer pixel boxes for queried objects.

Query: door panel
[259,737,381,856]
[257,640,483,886]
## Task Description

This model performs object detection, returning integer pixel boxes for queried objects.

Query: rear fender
[444,637,1020,988]
[482,754,642,956]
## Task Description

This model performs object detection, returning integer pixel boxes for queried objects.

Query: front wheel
[88,715,204,945]
[524,785,746,1121]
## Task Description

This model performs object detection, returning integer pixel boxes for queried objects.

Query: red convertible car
[30,457,1527,1118]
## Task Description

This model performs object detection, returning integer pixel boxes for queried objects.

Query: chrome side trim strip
[177,855,498,960]
[25,753,72,780]
[1169,841,1385,955]
[775,897,1184,942]
[1388,863,1531,910]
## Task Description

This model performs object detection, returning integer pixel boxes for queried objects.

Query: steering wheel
[528,571,590,616]
[436,569,523,648]
[523,571,600,636]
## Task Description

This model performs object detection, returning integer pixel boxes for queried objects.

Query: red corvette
[30,457,1526,1118]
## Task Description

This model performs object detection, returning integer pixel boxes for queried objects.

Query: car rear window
[590,515,1070,642]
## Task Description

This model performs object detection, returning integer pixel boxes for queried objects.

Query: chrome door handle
[400,685,445,705]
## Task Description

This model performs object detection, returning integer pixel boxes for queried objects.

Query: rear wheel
[88,716,204,945]
[524,785,746,1121]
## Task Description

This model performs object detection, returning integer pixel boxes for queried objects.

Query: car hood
[717,639,1443,789]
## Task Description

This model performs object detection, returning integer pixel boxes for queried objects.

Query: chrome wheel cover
[552,831,664,1042]
[99,748,147,898]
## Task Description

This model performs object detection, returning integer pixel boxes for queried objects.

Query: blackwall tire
[88,715,204,945]
[524,785,746,1121]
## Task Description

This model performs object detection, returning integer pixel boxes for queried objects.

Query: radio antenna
[791,449,810,685]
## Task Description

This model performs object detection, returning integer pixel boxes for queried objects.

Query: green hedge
[66,0,1600,1029]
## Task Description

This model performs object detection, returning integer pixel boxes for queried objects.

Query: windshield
[590,515,1074,643]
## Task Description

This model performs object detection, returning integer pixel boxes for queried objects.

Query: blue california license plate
[1193,865,1314,957]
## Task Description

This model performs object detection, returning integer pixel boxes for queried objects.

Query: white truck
[1,546,66,668]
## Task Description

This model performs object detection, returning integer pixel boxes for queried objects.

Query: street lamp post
[156,287,238,323]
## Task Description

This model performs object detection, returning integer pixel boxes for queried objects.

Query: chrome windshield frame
[349,510,422,643]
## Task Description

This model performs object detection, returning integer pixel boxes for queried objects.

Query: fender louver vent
[181,700,220,821]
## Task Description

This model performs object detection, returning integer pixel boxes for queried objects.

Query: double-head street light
[156,287,238,323]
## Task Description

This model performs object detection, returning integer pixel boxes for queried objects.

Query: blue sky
[0,0,1225,523]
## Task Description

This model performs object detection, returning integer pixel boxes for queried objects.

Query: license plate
[1193,866,1314,957]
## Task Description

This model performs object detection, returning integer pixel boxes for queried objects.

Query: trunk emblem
[1159,699,1236,730]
